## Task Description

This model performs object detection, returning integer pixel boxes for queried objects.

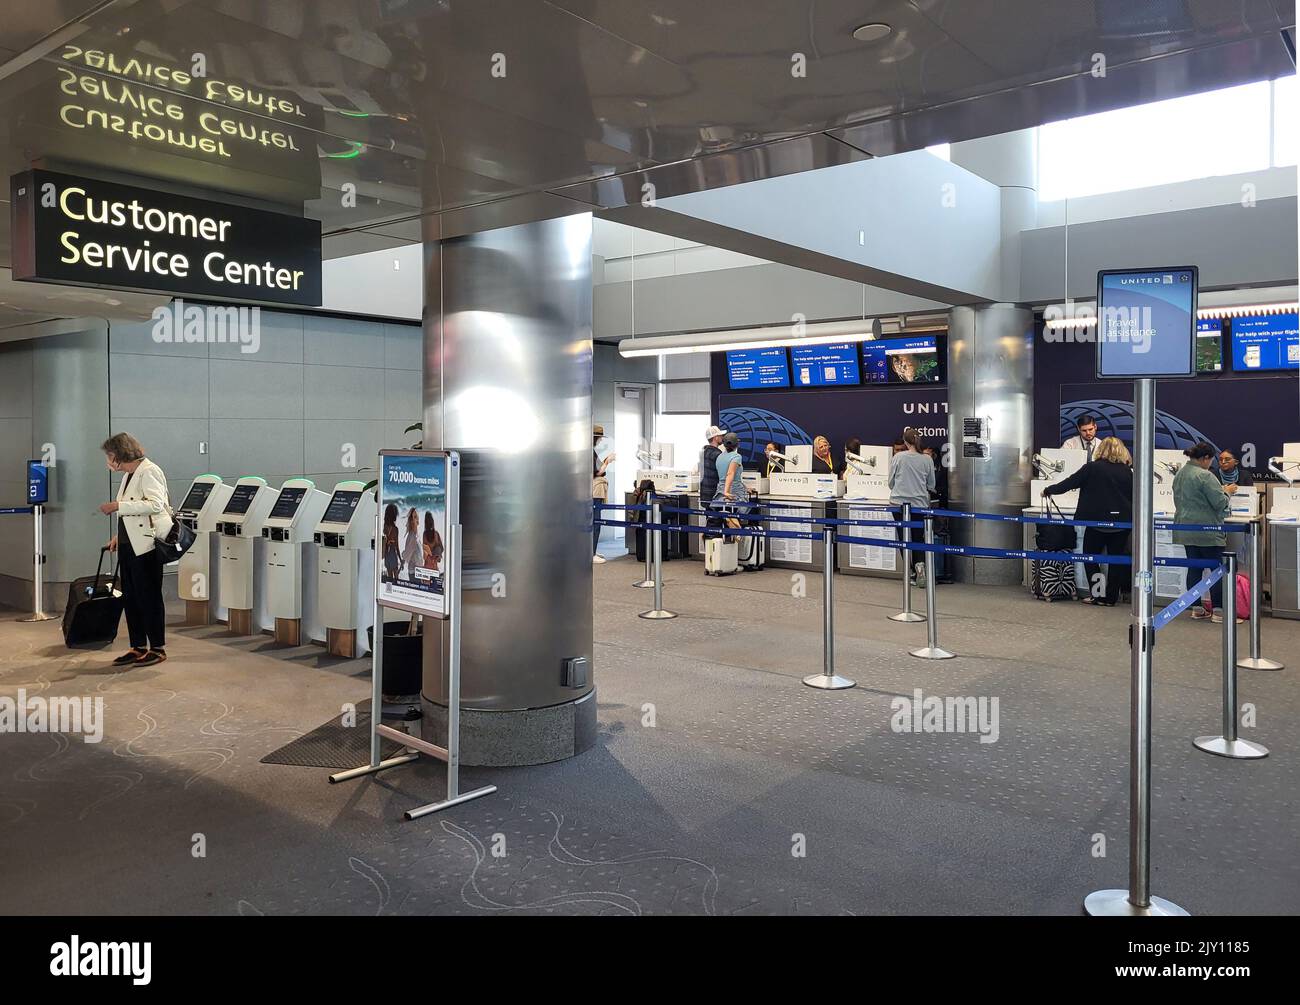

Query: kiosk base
[327,627,359,659]
[184,600,212,626]
[228,608,254,636]
[274,617,302,647]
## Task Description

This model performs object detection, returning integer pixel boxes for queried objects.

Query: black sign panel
[10,169,321,306]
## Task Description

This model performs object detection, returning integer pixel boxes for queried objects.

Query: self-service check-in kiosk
[261,478,330,645]
[314,481,377,658]
[176,474,233,625]
[216,476,276,635]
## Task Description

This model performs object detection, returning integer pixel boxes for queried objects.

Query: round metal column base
[18,612,56,623]
[1084,890,1190,917]
[1193,735,1269,759]
[889,611,925,623]
[632,580,655,589]
[1236,656,1283,671]
[910,646,955,660]
[802,673,856,690]
[638,609,677,620]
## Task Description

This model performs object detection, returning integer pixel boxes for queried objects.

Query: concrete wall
[0,321,112,611]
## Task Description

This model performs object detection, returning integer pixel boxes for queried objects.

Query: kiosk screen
[269,487,307,520]
[323,490,363,524]
[179,482,214,512]
[223,483,261,515]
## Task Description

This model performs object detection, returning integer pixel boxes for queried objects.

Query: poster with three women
[377,450,457,618]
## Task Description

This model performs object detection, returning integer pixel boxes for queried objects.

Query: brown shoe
[112,648,148,666]
[135,649,167,667]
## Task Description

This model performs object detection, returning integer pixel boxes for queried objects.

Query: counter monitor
[789,342,860,387]
[1195,318,1223,373]
[1230,312,1299,372]
[862,335,946,385]
[726,347,791,389]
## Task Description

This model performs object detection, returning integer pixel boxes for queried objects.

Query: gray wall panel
[383,368,422,421]
[109,354,209,419]
[208,418,303,478]
[210,359,305,419]
[303,418,387,475]
[0,345,33,416]
[209,310,304,364]
[304,364,385,420]
[109,418,211,482]
[110,318,207,357]
[303,315,387,367]
[384,322,423,370]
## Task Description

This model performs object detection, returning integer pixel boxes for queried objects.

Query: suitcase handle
[95,545,118,592]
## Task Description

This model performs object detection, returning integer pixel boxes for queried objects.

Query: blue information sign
[1095,267,1198,378]
[27,460,48,505]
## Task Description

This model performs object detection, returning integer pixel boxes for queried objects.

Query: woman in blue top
[714,433,746,503]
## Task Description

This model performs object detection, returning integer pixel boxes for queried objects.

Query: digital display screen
[1096,268,1197,378]
[789,342,860,387]
[1195,318,1222,373]
[269,487,307,520]
[222,482,261,515]
[726,347,791,388]
[179,481,215,512]
[323,490,363,524]
[861,336,946,384]
[1230,313,1300,372]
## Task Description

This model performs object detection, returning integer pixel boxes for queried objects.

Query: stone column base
[420,688,597,767]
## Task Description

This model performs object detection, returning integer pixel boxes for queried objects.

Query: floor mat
[260,700,407,768]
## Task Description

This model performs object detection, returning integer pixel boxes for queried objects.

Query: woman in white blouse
[100,432,172,668]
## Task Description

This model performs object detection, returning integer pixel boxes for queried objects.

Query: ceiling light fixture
[852,22,893,43]
[618,319,884,357]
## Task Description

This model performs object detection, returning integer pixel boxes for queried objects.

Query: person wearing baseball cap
[699,424,728,520]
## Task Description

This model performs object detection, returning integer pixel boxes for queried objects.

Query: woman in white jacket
[100,432,172,667]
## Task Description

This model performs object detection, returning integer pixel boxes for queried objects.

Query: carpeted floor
[1,557,1296,915]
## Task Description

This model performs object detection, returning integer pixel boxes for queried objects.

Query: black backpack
[1035,498,1076,552]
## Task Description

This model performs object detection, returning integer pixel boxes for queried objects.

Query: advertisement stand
[1085,267,1196,917]
[329,449,496,819]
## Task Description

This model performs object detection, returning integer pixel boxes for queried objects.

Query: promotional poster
[377,451,454,618]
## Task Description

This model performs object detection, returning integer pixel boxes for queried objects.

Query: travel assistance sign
[9,168,321,306]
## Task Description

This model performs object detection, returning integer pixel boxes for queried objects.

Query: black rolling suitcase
[62,547,123,648]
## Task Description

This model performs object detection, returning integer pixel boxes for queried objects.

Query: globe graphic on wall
[1060,399,1217,453]
[718,407,812,463]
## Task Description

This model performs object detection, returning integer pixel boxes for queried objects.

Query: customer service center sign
[10,168,321,306]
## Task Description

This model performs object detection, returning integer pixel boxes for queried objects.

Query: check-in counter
[763,496,831,572]
[1267,485,1300,619]
[836,497,902,580]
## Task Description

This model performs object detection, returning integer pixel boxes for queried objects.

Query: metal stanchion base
[632,579,655,589]
[18,612,56,623]
[889,611,925,623]
[1193,735,1269,759]
[1084,890,1190,917]
[1236,656,1283,671]
[802,673,856,690]
[328,752,420,784]
[404,784,498,820]
[638,609,678,620]
[910,646,955,660]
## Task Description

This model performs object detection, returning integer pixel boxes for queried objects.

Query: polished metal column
[1238,521,1283,671]
[889,504,925,623]
[947,304,1034,585]
[1195,552,1268,760]
[1086,379,1187,917]
[421,215,596,766]
[804,524,854,690]
[911,516,954,660]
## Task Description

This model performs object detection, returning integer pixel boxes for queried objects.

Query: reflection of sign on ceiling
[14,46,324,200]
[10,169,322,307]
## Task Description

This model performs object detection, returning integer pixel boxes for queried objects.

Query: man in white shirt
[1062,414,1099,462]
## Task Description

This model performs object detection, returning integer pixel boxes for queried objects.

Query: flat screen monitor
[789,342,860,387]
[178,481,215,513]
[726,347,790,389]
[323,489,363,524]
[861,335,946,385]
[222,482,261,515]
[1095,267,1197,378]
[1230,312,1300,372]
[269,486,307,520]
[1195,318,1223,373]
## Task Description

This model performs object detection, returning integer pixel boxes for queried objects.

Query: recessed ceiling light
[852,22,892,43]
